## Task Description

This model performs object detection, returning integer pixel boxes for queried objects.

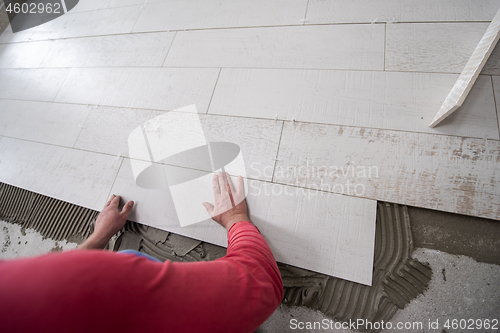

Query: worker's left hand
[80,195,134,249]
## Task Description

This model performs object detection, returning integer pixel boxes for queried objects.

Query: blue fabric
[118,249,162,263]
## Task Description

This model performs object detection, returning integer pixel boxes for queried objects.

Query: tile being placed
[54,67,220,112]
[164,25,385,70]
[111,159,377,285]
[0,68,69,101]
[0,100,90,147]
[0,137,121,210]
[209,68,499,139]
[274,122,500,220]
[305,0,499,24]
[75,107,283,182]
[386,23,489,73]
[132,0,307,32]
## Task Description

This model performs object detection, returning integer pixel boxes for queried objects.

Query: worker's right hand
[203,172,249,231]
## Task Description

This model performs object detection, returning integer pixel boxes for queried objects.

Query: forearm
[78,233,110,250]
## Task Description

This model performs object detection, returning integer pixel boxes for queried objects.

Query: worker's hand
[203,172,249,231]
[79,195,134,250]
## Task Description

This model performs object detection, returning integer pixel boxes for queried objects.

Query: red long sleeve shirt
[0,221,283,333]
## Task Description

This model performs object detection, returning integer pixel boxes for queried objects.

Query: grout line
[50,68,72,102]
[205,68,222,114]
[271,121,285,183]
[0,21,492,46]
[161,31,177,67]
[106,157,124,202]
[491,75,500,139]
[302,0,310,25]
[383,23,387,71]
[71,106,92,148]
[130,3,146,34]
[0,97,498,142]
[0,65,465,75]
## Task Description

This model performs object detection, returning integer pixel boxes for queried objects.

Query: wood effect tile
[0,100,90,147]
[209,69,499,139]
[274,122,500,220]
[164,25,385,70]
[54,67,220,113]
[305,0,500,24]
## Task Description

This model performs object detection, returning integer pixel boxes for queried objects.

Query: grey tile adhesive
[0,182,431,331]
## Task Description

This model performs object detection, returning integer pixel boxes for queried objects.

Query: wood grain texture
[54,67,220,112]
[386,23,489,73]
[164,24,385,70]
[208,68,499,139]
[110,159,377,285]
[0,68,69,101]
[430,9,500,127]
[0,137,121,210]
[0,32,175,69]
[74,107,282,181]
[274,122,500,220]
[305,0,500,24]
[0,100,90,147]
[132,0,308,32]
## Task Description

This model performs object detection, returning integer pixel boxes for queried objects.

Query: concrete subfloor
[2,213,499,333]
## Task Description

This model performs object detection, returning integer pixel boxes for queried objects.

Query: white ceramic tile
[0,32,174,69]
[74,107,283,181]
[0,137,121,210]
[0,41,49,68]
[0,100,90,146]
[0,68,69,101]
[164,25,385,70]
[110,159,377,285]
[69,0,112,13]
[73,106,162,156]
[274,122,500,220]
[209,69,499,140]
[29,5,142,41]
[482,43,500,75]
[0,24,37,44]
[132,0,308,32]
[54,67,220,112]
[386,23,489,73]
[305,0,500,24]
[41,32,175,68]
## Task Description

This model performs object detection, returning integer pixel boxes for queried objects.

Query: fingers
[237,175,244,195]
[224,172,235,194]
[217,172,229,199]
[202,202,214,215]
[120,200,134,216]
[212,174,220,195]
[110,195,120,208]
[104,194,116,208]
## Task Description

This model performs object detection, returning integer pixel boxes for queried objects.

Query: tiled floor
[0,0,499,284]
